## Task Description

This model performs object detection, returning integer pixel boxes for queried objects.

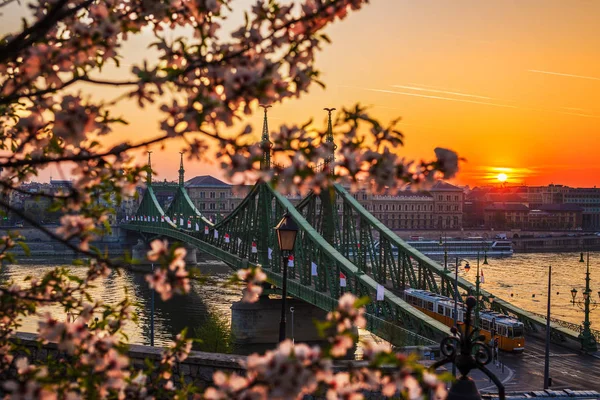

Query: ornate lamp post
[475,250,488,328]
[274,211,299,343]
[452,258,470,376]
[454,258,471,326]
[570,251,599,353]
[439,234,448,273]
[431,296,505,400]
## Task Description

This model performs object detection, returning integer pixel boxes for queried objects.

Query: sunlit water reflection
[436,251,600,329]
[4,251,598,355]
[0,263,244,349]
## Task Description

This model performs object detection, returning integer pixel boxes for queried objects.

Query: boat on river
[370,238,513,257]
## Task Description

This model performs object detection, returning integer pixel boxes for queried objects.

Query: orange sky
[4,1,600,188]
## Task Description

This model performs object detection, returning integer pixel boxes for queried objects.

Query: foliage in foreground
[0,0,461,398]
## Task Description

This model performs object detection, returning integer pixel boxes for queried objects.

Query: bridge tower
[318,108,337,292]
[320,108,337,248]
[178,151,185,187]
[259,105,273,170]
[258,105,273,271]
[147,151,153,186]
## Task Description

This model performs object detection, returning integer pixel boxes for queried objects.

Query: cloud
[339,85,600,119]
[528,69,600,81]
[342,85,520,110]
[391,85,494,100]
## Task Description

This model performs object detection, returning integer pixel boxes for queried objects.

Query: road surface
[482,336,600,392]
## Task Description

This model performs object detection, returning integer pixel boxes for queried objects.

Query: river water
[0,262,243,349]
[454,251,600,330]
[3,251,600,352]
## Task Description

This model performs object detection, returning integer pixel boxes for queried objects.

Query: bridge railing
[331,184,584,345]
[529,311,600,342]
[124,181,453,345]
[365,314,437,347]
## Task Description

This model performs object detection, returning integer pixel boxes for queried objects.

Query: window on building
[200,192,205,199]
[210,192,215,199]
[209,203,215,209]
[220,192,225,198]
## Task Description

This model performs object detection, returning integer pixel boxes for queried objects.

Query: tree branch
[0,0,93,64]
[0,127,228,170]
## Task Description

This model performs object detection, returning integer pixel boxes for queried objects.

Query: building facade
[483,202,583,230]
[182,176,464,231]
[563,188,600,230]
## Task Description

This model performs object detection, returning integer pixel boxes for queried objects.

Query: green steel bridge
[121,109,585,349]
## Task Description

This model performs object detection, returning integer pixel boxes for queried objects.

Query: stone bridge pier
[231,295,330,346]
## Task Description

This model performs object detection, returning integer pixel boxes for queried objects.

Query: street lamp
[453,257,470,377]
[474,249,489,328]
[570,251,599,353]
[274,211,299,343]
[439,234,448,273]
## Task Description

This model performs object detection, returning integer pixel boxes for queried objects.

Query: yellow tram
[403,288,525,352]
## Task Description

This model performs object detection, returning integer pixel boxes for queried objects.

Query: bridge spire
[146,151,153,186]
[324,108,337,175]
[259,105,272,170]
[178,151,185,187]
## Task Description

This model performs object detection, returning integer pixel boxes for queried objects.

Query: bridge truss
[122,109,583,348]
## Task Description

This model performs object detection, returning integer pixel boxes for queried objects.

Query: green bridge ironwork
[122,109,584,349]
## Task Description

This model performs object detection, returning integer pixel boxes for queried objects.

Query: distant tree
[194,311,235,354]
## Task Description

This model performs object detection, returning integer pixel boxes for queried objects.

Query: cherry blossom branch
[0,76,139,105]
[0,0,93,64]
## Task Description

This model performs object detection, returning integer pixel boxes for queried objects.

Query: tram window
[417,299,423,307]
[438,305,443,314]
[451,309,456,319]
[426,301,434,311]
[513,326,524,337]
[482,320,490,330]
[508,327,513,338]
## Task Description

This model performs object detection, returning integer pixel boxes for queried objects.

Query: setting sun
[497,173,508,183]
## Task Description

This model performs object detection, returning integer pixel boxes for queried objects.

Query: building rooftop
[373,189,433,199]
[484,203,530,212]
[485,193,528,204]
[484,390,600,400]
[429,180,463,192]
[185,175,231,188]
[536,204,583,212]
